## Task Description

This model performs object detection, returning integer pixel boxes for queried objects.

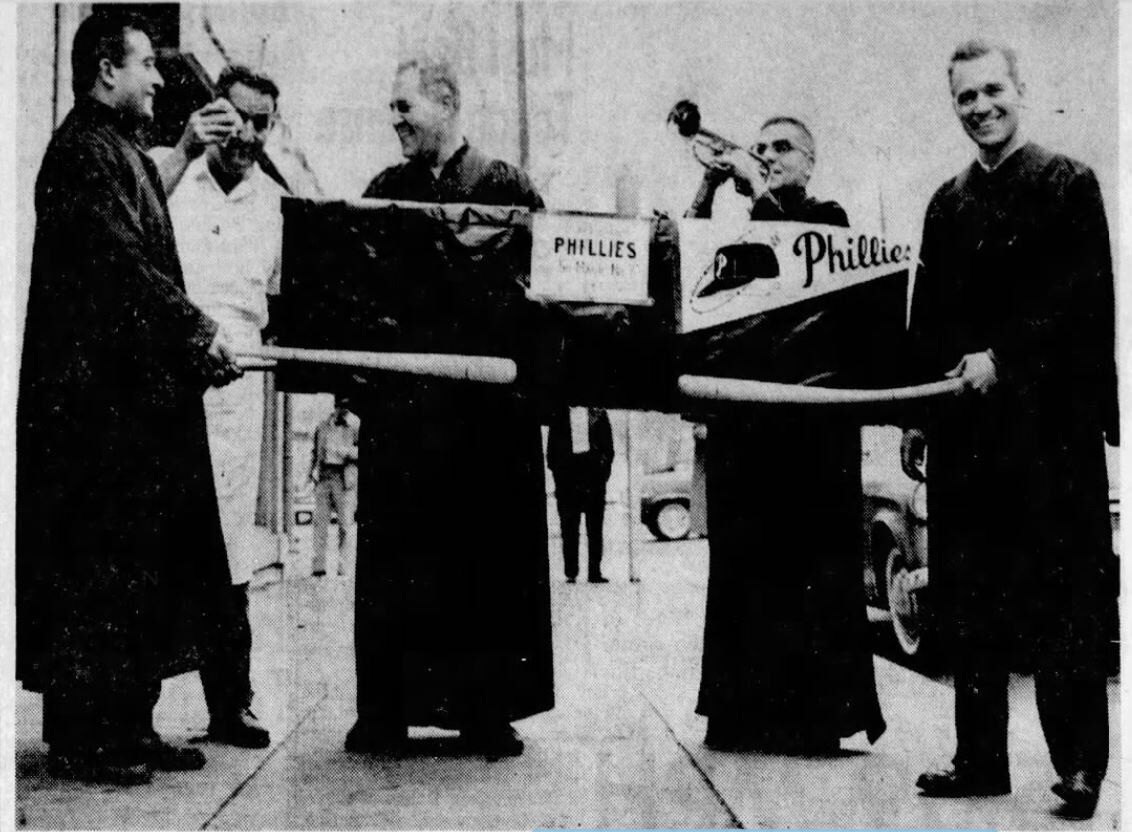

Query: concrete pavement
[15,527,1120,829]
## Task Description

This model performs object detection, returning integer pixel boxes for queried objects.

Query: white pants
[203,320,265,586]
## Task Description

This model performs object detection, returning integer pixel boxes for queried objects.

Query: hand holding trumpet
[669,100,771,209]
[696,145,770,199]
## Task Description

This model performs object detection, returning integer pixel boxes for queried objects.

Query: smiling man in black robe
[906,40,1117,820]
[346,57,553,758]
[17,12,240,785]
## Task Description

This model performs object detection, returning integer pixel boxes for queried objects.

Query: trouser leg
[312,480,331,574]
[584,486,606,578]
[338,487,358,576]
[327,477,347,574]
[199,583,253,721]
[556,486,581,580]
[953,650,1010,780]
[1035,663,1109,783]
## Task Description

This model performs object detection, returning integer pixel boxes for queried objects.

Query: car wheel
[885,542,924,657]
[652,500,691,541]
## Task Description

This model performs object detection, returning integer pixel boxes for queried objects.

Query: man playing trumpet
[685,115,842,225]
[684,115,886,754]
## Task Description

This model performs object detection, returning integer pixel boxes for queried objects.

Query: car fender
[640,491,689,521]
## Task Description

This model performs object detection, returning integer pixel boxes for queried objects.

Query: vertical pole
[615,169,642,582]
[515,1,530,170]
[625,412,638,582]
[51,4,60,128]
[281,392,294,575]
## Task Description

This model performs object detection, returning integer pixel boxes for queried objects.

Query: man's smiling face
[950,51,1024,153]
[389,68,451,164]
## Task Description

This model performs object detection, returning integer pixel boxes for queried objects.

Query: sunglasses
[226,102,274,133]
[753,138,803,157]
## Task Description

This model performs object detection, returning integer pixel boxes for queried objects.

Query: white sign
[676,219,915,334]
[529,213,651,304]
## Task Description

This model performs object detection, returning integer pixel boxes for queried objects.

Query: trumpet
[667,100,769,176]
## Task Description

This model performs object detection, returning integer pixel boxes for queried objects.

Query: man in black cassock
[685,117,886,753]
[346,57,553,758]
[906,40,1117,820]
[17,12,241,785]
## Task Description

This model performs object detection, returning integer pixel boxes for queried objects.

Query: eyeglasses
[754,138,802,157]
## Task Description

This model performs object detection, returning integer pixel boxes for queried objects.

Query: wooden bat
[235,346,518,385]
[677,374,964,405]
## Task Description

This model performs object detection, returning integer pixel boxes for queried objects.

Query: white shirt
[157,152,285,338]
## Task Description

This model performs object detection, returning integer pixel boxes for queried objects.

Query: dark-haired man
[686,116,886,755]
[348,57,553,758]
[906,40,1117,820]
[155,64,286,750]
[17,12,240,784]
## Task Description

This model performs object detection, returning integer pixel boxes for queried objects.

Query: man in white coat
[156,64,285,748]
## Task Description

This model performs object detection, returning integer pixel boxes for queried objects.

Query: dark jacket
[547,408,614,477]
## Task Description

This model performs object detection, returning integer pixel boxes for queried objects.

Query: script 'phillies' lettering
[792,231,911,288]
[554,237,638,258]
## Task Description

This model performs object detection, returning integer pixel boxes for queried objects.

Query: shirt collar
[194,156,266,202]
[431,139,471,181]
[976,131,1026,172]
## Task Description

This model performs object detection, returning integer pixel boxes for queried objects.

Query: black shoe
[588,575,609,584]
[312,570,326,577]
[207,708,271,749]
[461,724,524,759]
[1051,771,1100,820]
[138,736,207,771]
[565,577,576,584]
[916,764,1010,797]
[47,749,152,786]
[344,720,407,755]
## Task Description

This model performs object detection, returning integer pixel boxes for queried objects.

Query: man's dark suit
[548,408,614,582]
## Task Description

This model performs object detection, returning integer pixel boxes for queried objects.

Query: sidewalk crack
[631,684,743,829]
[200,684,330,830]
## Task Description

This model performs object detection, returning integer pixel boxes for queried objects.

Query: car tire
[650,500,691,541]
[885,542,924,657]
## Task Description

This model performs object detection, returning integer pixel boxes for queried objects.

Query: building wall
[14,1,1119,359]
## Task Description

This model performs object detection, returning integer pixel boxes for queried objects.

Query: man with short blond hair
[906,39,1116,820]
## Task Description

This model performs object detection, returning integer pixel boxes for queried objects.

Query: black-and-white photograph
[7,1,1123,829]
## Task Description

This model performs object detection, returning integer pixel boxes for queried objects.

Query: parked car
[641,429,1120,661]
[860,435,929,657]
[860,428,1120,659]
[640,463,695,541]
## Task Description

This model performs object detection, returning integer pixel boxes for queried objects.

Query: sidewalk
[15,529,1120,829]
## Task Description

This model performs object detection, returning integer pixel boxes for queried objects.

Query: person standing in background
[548,407,614,584]
[309,395,360,578]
